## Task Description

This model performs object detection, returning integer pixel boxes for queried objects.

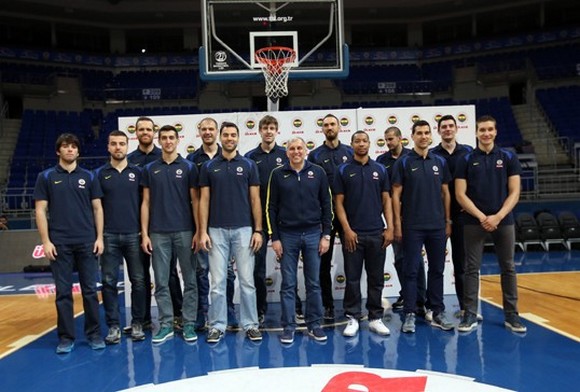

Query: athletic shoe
[455,310,484,322]
[279,329,294,344]
[477,313,484,322]
[295,311,306,325]
[152,326,174,344]
[425,309,433,323]
[505,314,527,333]
[323,307,334,321]
[431,312,454,331]
[308,327,327,342]
[131,323,145,342]
[182,324,198,342]
[206,328,224,344]
[124,320,152,334]
[343,316,359,337]
[88,336,106,350]
[402,313,416,333]
[392,296,404,310]
[457,312,478,332]
[105,326,121,345]
[173,316,183,331]
[56,340,74,354]
[246,328,262,341]
[368,319,390,336]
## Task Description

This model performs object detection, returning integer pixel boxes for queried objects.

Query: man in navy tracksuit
[34,133,105,353]
[244,115,288,323]
[455,115,526,334]
[307,113,354,320]
[391,120,454,334]
[334,131,394,338]
[96,130,147,344]
[267,137,332,344]
[430,115,473,319]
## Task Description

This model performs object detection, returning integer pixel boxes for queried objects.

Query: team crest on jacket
[176,169,183,178]
[129,172,136,181]
[276,157,283,165]
[342,156,348,162]
[237,166,244,175]
[496,159,504,168]
[307,170,314,178]
[373,171,379,180]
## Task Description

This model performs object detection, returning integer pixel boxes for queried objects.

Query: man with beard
[34,133,105,353]
[96,130,147,343]
[335,131,394,338]
[198,122,262,344]
[392,120,454,334]
[244,115,289,324]
[307,113,353,320]
[127,117,184,334]
[267,137,332,344]
[186,117,238,331]
[141,125,199,344]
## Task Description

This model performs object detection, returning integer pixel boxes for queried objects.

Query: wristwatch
[323,235,331,240]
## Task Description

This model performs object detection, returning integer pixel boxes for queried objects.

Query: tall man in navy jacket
[244,115,288,323]
[391,120,454,334]
[267,137,332,344]
[34,133,105,353]
[307,113,354,320]
[335,131,394,338]
[96,130,147,344]
[455,115,526,333]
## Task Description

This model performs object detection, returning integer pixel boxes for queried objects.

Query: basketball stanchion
[255,46,297,111]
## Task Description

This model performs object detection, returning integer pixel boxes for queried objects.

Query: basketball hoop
[255,46,297,101]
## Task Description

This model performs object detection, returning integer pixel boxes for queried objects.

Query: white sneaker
[369,319,390,336]
[343,316,359,337]
[425,309,433,323]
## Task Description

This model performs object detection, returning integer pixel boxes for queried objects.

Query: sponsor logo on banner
[306,140,316,150]
[246,120,255,129]
[388,115,398,125]
[293,118,302,128]
[174,123,183,132]
[187,145,195,153]
[127,125,136,134]
[32,245,45,259]
[411,114,421,123]
[458,113,467,122]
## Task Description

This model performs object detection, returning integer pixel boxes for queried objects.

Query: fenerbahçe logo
[340,117,349,127]
[306,140,316,150]
[384,272,391,282]
[336,275,346,284]
[402,138,410,146]
[265,277,273,287]
[174,123,183,132]
[293,118,303,128]
[411,115,421,123]
[187,145,195,154]
[388,115,397,125]
[376,138,386,148]
[434,114,442,123]
[317,118,324,127]
[246,120,255,129]
[127,125,136,134]
[365,116,374,126]
[458,113,467,122]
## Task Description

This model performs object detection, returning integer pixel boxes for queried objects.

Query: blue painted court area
[0,251,579,392]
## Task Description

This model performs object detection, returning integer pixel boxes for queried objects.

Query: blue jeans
[208,227,258,332]
[196,250,237,323]
[279,229,323,331]
[51,243,101,342]
[343,233,386,320]
[101,232,147,327]
[392,240,426,305]
[402,228,447,315]
[150,231,198,328]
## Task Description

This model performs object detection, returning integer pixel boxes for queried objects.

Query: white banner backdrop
[118,105,476,306]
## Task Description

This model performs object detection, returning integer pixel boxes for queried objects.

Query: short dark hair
[437,114,456,129]
[55,133,80,153]
[220,121,239,136]
[351,130,369,143]
[322,113,339,124]
[135,116,155,128]
[259,115,278,130]
[108,130,128,142]
[158,125,178,138]
[476,115,497,127]
[411,120,431,134]
[384,126,402,137]
[197,117,218,130]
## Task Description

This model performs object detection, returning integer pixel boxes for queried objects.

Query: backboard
[200,0,348,81]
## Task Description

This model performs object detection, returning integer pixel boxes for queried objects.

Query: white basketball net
[255,46,296,101]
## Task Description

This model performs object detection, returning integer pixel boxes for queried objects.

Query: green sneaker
[152,325,174,344]
[183,324,198,342]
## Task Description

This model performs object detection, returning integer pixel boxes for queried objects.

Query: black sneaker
[323,307,334,321]
[279,329,294,344]
[505,314,527,333]
[206,328,224,344]
[392,296,404,310]
[308,327,327,342]
[458,312,478,333]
